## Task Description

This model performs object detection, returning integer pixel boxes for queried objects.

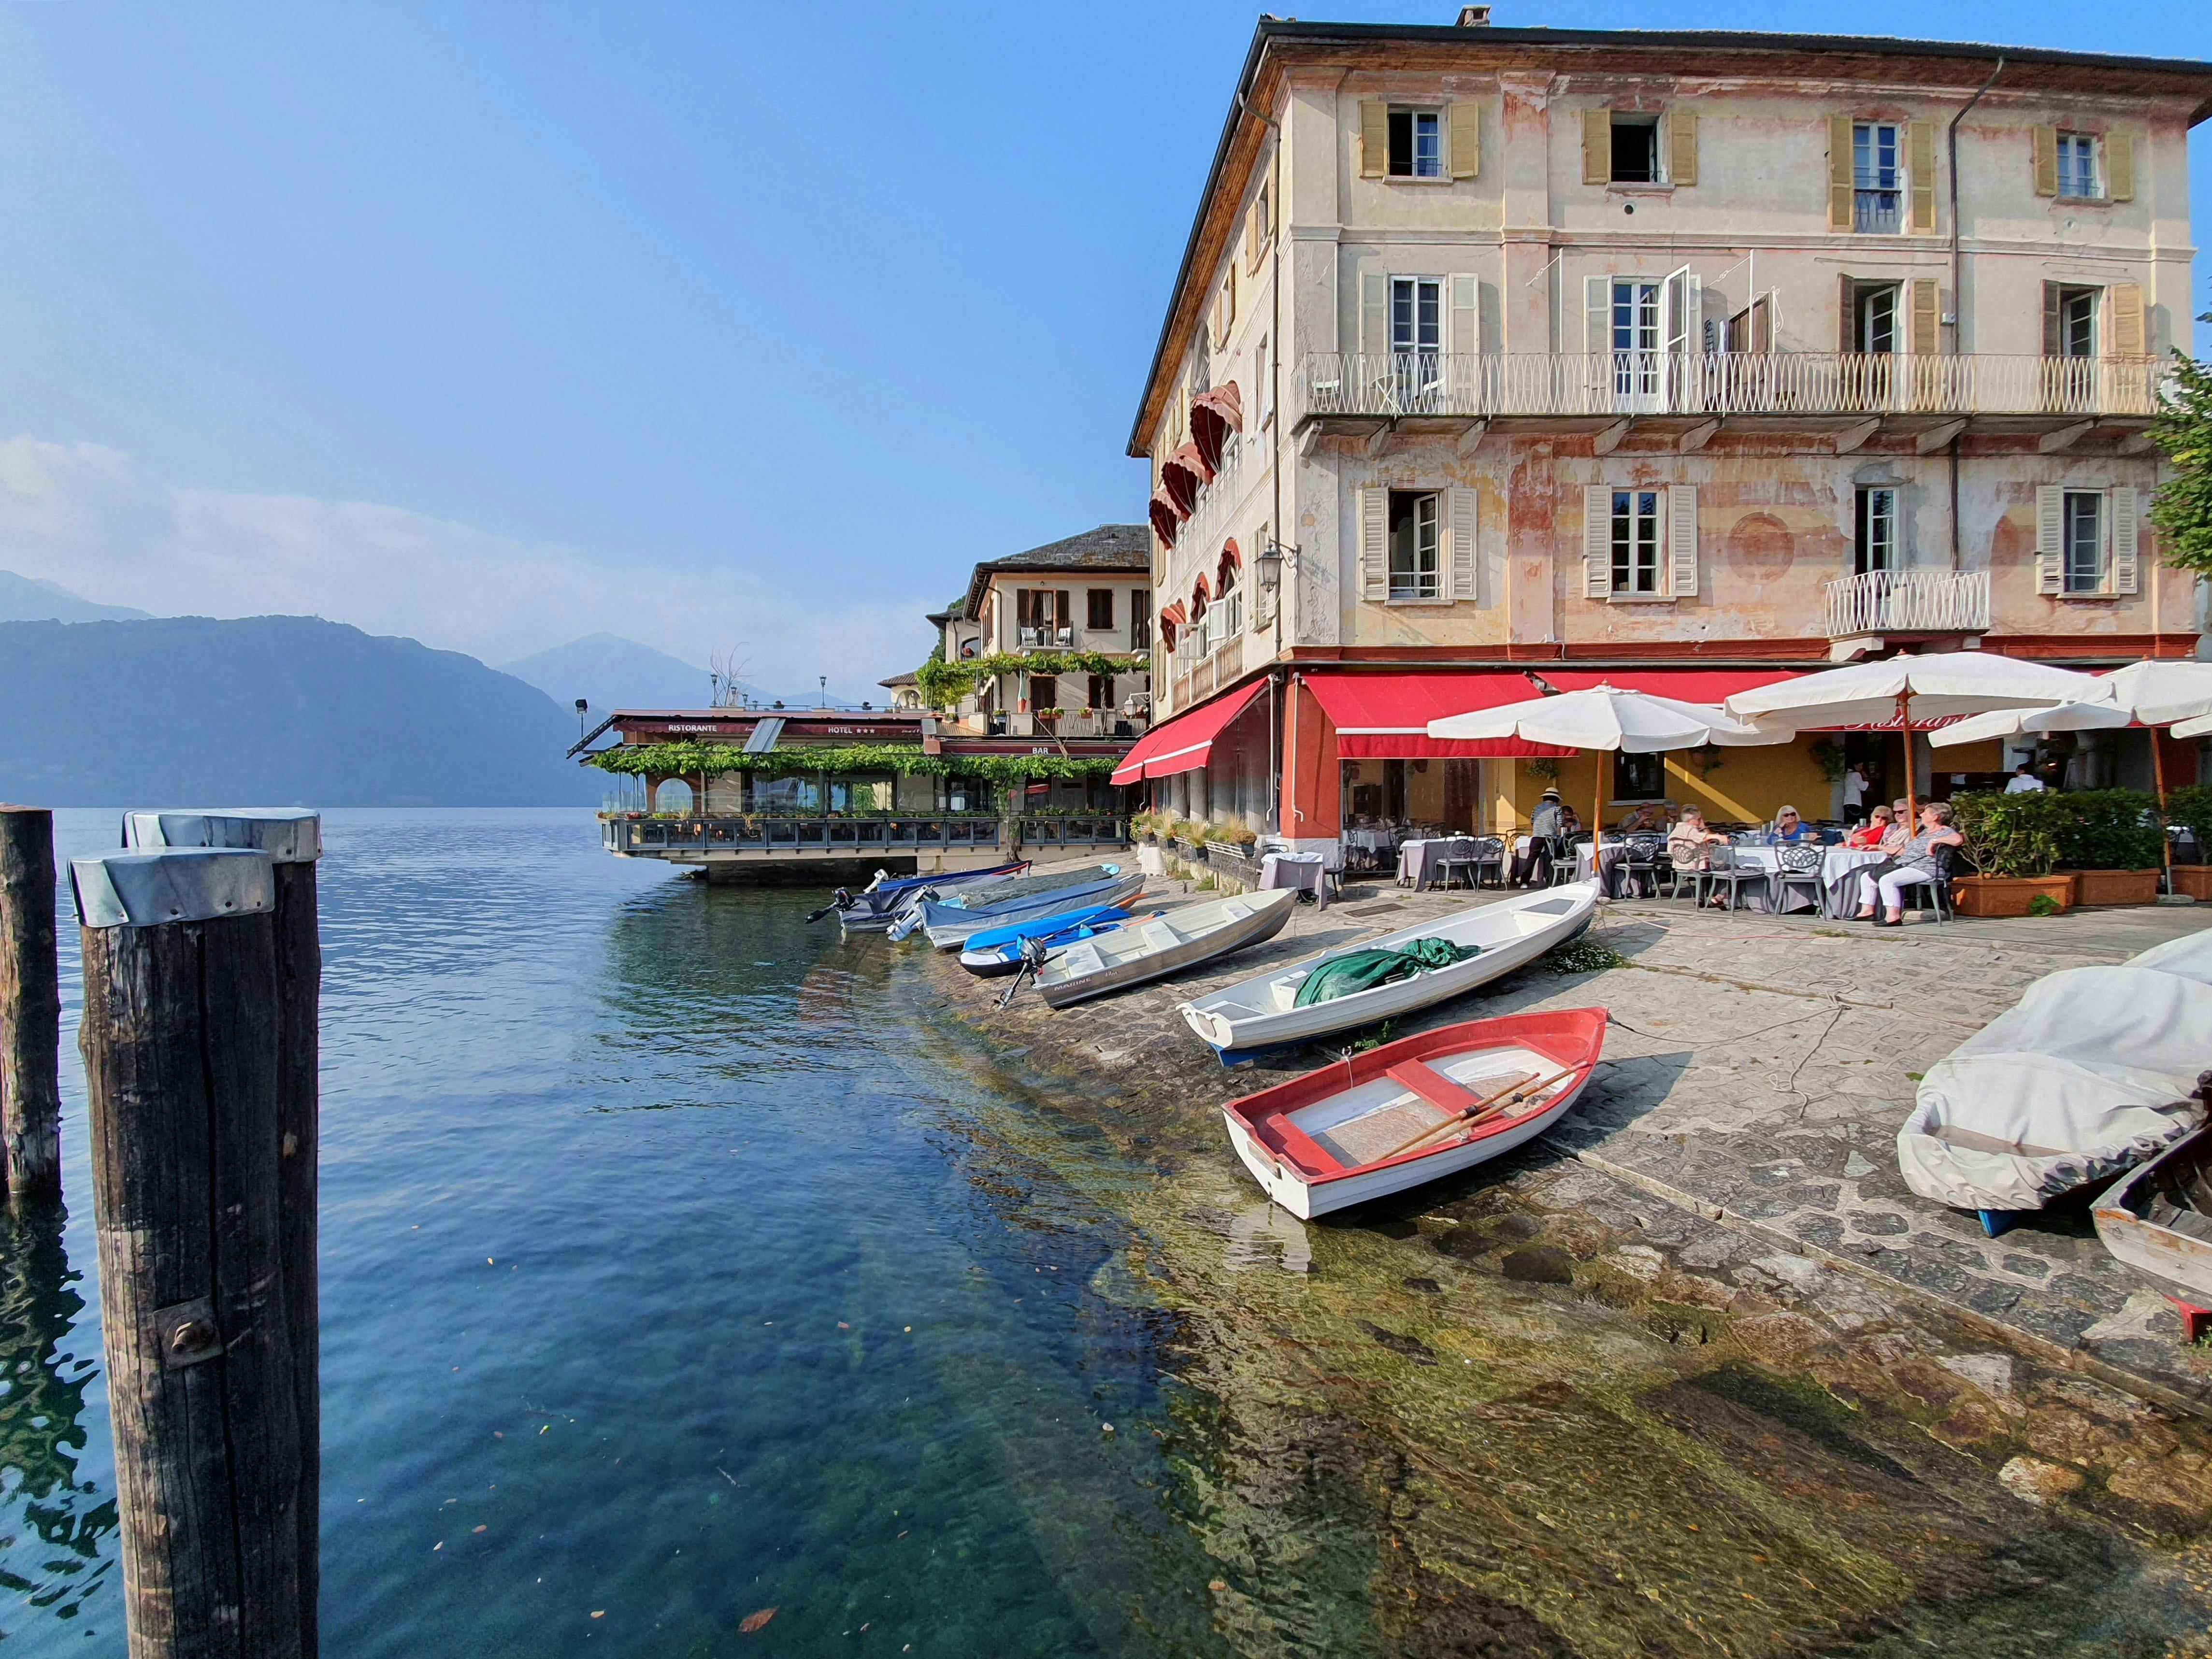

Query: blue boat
[957,907,1137,978]
[897,865,1146,950]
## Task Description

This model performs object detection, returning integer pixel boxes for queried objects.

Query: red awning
[1190,384,1243,472]
[1301,668,1803,759]
[1110,681,1267,785]
[1149,486,1182,550]
[1161,442,1213,516]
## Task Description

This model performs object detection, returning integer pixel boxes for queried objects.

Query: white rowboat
[1034,888,1297,1008]
[1178,882,1599,1063]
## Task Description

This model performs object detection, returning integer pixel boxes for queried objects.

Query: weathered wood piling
[0,805,61,1200]
[79,813,323,1659]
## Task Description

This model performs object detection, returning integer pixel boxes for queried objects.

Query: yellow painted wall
[1498,740,1833,830]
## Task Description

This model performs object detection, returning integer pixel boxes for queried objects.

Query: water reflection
[0,1200,114,1629]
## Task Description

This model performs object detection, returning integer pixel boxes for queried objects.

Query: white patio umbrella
[2098,659,2212,728]
[1925,701,2133,748]
[1724,651,2107,830]
[1428,684,1789,865]
[2176,711,2212,740]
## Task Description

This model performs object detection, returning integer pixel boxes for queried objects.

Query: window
[1609,278,1661,402]
[1086,588,1115,630]
[1853,122,1902,233]
[1854,283,1898,354]
[1391,277,1441,356]
[1255,333,1273,427]
[1028,674,1058,715]
[2056,132,2100,200]
[1388,490,1441,600]
[1388,109,1443,179]
[1854,487,1897,575]
[1130,588,1152,650]
[1016,588,1070,647]
[1610,114,1660,184]
[1087,674,1115,711]
[2052,286,2097,358]
[1611,489,1663,595]
[2063,492,2105,593]
[1614,751,1667,801]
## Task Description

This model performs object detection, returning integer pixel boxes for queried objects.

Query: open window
[1388,491,1442,601]
[1854,487,1897,575]
[1610,114,1660,183]
[1388,108,1444,179]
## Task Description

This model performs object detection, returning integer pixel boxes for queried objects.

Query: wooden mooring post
[0,805,61,1200]
[117,811,322,1656]
[79,823,320,1659]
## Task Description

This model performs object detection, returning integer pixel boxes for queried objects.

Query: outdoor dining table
[1685,844,1889,914]
[1396,835,1481,891]
[1259,850,1332,911]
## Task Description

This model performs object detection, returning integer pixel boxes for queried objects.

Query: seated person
[1879,803,1912,853]
[1766,805,1814,844]
[1666,807,1725,873]
[1617,802,1661,835]
[1557,805,1583,836]
[1852,802,1965,926]
[1844,805,1894,850]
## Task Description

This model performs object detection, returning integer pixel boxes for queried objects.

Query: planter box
[2172,866,2212,902]
[2068,868,2162,907]
[1950,874,2077,917]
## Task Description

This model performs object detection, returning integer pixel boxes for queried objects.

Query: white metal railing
[1821,569,1991,637]
[1017,625,1075,649]
[1295,352,2166,422]
[1168,440,1245,597]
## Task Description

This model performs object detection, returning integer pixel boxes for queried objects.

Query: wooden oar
[1377,1064,1581,1163]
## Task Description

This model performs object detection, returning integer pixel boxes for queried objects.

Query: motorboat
[1177,883,1598,1064]
[1034,888,1296,1008]
[1220,1009,1608,1218]
[812,860,1030,931]
[900,865,1148,950]
[1897,953,2212,1236]
[957,906,1137,978]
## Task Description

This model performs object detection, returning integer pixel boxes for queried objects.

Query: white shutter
[1662,265,1694,357]
[1667,485,1699,598]
[1449,274,1479,357]
[1360,487,1389,601]
[1585,274,1611,355]
[1361,272,1389,358]
[2035,485,2064,595]
[1449,487,1478,601]
[1583,485,1613,599]
[2111,485,2140,595]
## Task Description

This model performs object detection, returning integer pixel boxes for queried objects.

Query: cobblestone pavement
[930,864,2212,1416]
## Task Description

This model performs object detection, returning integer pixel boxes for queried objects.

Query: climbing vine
[913,650,1149,709]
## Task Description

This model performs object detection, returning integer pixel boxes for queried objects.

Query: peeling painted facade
[1129,19,2212,847]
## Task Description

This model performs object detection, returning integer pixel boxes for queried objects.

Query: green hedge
[2167,784,2212,840]
[1950,787,2166,876]
[914,649,1149,709]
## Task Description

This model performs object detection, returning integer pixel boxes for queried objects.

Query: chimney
[1457,4,1493,22]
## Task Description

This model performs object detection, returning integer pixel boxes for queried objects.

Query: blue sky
[0,1,2204,696]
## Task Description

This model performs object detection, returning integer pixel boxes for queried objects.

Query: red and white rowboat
[1220,1009,1608,1218]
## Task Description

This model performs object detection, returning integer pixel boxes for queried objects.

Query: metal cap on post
[71,848,276,929]
[121,810,322,865]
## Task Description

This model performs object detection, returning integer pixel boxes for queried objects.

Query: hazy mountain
[0,569,149,623]
[0,615,600,806]
[501,632,721,717]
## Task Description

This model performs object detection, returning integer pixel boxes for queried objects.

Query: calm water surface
[0,811,2203,1656]
[0,810,1215,1656]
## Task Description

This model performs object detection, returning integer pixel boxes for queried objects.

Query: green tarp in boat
[1291,939,1483,1009]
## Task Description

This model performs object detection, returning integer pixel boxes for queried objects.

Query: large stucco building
[1113,16,2212,849]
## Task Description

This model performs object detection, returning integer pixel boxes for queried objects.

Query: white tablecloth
[1260,851,1331,911]
[1397,836,1486,890]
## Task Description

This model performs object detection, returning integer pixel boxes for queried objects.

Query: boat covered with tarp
[1177,883,1598,1063]
[1897,931,2212,1234]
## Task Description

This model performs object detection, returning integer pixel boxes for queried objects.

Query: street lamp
[1254,538,1301,591]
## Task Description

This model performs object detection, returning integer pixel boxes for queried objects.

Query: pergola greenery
[914,649,1148,710]
[588,740,1120,786]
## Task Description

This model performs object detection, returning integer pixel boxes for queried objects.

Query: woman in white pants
[1853,802,1965,928]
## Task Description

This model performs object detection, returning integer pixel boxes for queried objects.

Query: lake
[0,810,2200,1656]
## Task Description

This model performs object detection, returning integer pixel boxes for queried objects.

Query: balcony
[1821,569,1991,641]
[1016,625,1075,649]
[1169,587,1250,712]
[1295,352,2165,425]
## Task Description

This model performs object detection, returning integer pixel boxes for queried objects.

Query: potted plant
[1948,791,2077,916]
[2168,785,2212,901]
[2052,788,2165,906]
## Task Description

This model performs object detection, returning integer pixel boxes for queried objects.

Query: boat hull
[1219,1009,1607,1218]
[918,872,1147,949]
[2093,1125,2212,1304]
[1178,883,1598,1062]
[1036,888,1296,1008]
